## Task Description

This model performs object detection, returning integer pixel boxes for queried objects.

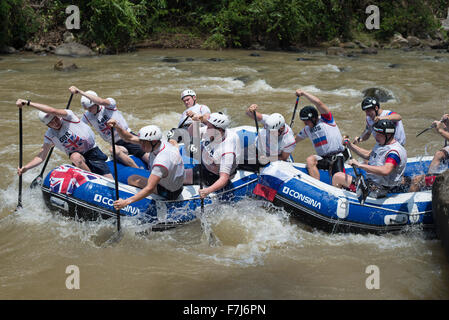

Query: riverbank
[2,0,449,57]
[2,31,448,59]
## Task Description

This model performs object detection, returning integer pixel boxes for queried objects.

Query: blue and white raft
[40,126,260,231]
[253,156,435,234]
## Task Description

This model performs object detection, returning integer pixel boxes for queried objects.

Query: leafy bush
[0,0,38,48]
[0,0,445,51]
[80,0,147,52]
[198,0,357,49]
[373,1,441,40]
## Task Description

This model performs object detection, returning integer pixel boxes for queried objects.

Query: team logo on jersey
[310,124,322,133]
[99,124,111,136]
[63,134,85,152]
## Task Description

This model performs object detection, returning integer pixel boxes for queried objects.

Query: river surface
[1,48,449,300]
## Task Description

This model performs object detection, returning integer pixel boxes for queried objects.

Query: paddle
[195,120,219,246]
[416,124,436,137]
[346,146,369,205]
[102,127,123,246]
[178,115,190,129]
[167,115,191,144]
[17,107,23,210]
[416,116,448,137]
[289,96,300,128]
[30,93,74,189]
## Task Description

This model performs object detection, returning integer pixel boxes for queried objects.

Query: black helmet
[373,119,395,135]
[299,106,318,121]
[373,119,396,145]
[361,97,380,111]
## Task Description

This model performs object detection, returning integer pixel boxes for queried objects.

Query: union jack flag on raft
[49,165,98,195]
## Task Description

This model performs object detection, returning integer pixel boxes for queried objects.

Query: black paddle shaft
[18,107,23,209]
[110,127,121,231]
[416,123,436,137]
[346,146,368,205]
[178,115,190,129]
[199,165,204,214]
[289,96,300,128]
[198,130,204,214]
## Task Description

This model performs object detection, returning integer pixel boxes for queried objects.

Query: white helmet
[80,90,98,108]
[38,111,55,125]
[208,112,230,129]
[265,113,285,130]
[181,89,196,100]
[138,125,162,141]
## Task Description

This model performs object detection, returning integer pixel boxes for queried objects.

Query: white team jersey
[200,127,241,176]
[178,103,211,127]
[147,142,185,192]
[44,110,96,155]
[296,112,344,156]
[366,110,406,146]
[367,141,407,187]
[81,98,129,143]
[258,114,296,156]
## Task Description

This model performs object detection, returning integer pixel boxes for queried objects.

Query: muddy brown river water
[0,48,448,299]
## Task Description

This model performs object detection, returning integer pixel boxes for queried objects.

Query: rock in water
[54,43,94,57]
[326,47,345,56]
[432,169,449,263]
[54,60,78,71]
[361,48,378,54]
[162,57,179,63]
[362,87,395,103]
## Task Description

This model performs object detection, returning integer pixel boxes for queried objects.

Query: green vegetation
[1,0,447,51]
[0,0,38,48]
[79,0,147,52]
[373,0,442,40]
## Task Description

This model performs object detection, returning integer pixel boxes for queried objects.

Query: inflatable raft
[253,156,435,234]
[40,126,260,230]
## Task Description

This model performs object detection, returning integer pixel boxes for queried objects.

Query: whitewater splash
[1,176,437,267]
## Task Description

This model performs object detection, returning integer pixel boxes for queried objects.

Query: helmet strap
[380,133,393,146]
[386,133,394,145]
[150,140,160,151]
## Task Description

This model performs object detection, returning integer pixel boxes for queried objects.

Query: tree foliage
[1,0,446,50]
[0,0,38,48]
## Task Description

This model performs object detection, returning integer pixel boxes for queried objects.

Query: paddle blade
[200,219,220,247]
[30,175,43,189]
[101,230,123,248]
[207,231,220,247]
